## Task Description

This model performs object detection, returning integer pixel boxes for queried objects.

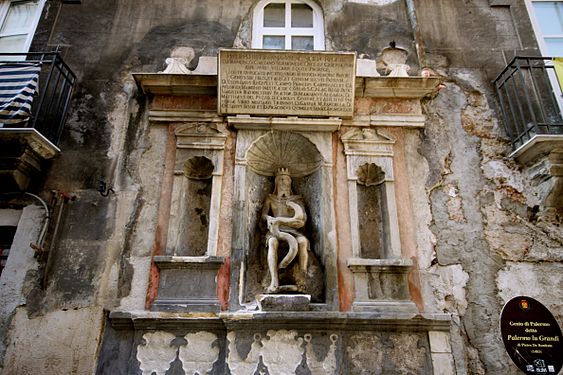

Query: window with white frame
[252,0,325,50]
[0,0,44,55]
[526,0,563,56]
[526,1,563,113]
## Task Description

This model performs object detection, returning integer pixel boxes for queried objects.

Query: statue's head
[274,168,292,197]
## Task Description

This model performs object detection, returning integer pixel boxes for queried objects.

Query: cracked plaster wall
[415,68,563,375]
[0,0,562,374]
[413,2,563,374]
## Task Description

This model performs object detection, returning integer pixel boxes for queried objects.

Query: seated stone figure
[261,168,309,293]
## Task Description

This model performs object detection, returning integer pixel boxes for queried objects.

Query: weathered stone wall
[413,1,563,374]
[0,1,561,375]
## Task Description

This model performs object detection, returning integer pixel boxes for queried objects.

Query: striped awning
[0,63,41,126]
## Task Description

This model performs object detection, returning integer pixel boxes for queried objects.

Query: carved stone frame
[229,116,340,311]
[166,121,228,257]
[341,128,400,259]
[152,121,228,312]
[341,128,416,314]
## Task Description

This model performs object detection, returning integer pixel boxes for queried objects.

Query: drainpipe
[42,191,75,288]
[24,192,50,255]
[405,0,426,69]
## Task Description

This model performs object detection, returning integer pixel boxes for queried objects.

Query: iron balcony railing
[0,52,76,146]
[494,56,563,150]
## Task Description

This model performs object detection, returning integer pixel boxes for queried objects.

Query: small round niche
[184,156,214,180]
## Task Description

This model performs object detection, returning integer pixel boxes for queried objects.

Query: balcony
[0,52,76,192]
[494,56,563,163]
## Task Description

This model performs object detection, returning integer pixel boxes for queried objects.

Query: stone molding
[227,115,341,132]
[175,122,228,151]
[355,76,442,98]
[109,310,452,331]
[133,73,217,96]
[148,111,222,123]
[154,255,224,269]
[134,73,441,101]
[343,114,426,128]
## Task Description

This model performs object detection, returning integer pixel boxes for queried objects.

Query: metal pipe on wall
[405,0,426,69]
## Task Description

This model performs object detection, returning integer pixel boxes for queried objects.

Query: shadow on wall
[135,21,235,70]
[325,1,415,63]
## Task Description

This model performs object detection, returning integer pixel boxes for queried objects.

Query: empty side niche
[356,163,389,259]
[176,156,214,256]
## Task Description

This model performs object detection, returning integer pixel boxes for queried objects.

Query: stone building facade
[0,0,561,374]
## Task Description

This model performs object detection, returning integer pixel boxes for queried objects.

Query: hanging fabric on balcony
[0,63,41,126]
[553,58,563,90]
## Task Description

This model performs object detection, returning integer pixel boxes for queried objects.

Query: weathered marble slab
[218,49,356,118]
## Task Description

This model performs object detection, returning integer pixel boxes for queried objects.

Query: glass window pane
[263,35,285,49]
[533,2,563,35]
[292,36,314,50]
[1,1,38,34]
[545,37,563,56]
[264,3,285,27]
[0,34,27,53]
[291,3,313,27]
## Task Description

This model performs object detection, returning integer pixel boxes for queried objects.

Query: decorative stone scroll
[218,49,356,117]
[136,331,219,375]
[226,330,338,375]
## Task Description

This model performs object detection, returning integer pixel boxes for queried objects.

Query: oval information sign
[500,296,562,374]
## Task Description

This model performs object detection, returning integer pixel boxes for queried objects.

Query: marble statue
[261,168,309,293]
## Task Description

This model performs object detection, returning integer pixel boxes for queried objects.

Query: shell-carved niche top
[184,156,214,180]
[246,132,323,177]
[357,163,385,186]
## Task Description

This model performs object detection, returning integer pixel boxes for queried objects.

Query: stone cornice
[109,309,452,332]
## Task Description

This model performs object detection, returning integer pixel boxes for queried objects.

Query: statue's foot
[265,285,279,293]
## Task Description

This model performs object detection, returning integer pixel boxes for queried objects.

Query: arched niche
[152,122,228,313]
[356,162,390,259]
[166,122,228,257]
[340,128,401,259]
[341,128,417,314]
[230,128,337,310]
[172,156,214,256]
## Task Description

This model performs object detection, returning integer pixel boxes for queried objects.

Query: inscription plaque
[218,49,356,117]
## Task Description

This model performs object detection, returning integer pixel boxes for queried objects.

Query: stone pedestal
[256,294,311,311]
[347,258,417,314]
[152,256,224,312]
